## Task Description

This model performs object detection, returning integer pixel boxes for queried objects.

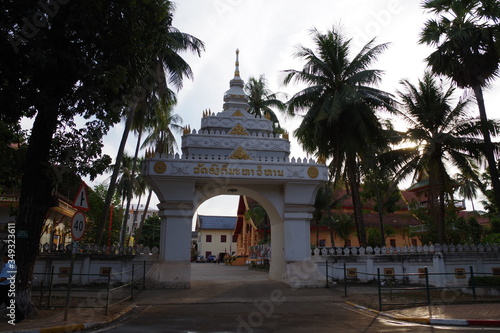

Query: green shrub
[469,276,500,287]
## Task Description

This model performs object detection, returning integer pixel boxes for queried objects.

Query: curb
[344,301,500,327]
[7,304,137,333]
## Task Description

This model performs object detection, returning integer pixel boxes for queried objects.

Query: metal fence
[326,261,500,311]
[33,261,146,315]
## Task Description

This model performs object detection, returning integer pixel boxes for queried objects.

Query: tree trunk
[96,104,136,245]
[346,154,366,247]
[375,183,385,247]
[315,219,320,247]
[473,85,500,214]
[128,193,142,244]
[119,130,142,247]
[329,221,335,248]
[134,189,153,245]
[16,99,60,316]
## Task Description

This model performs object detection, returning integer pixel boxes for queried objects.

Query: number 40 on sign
[71,211,86,241]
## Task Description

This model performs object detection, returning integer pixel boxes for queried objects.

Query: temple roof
[181,49,290,160]
[198,215,237,230]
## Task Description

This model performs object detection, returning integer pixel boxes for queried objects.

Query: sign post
[65,182,90,321]
[71,211,86,241]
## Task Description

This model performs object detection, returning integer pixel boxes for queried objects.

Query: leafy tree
[312,182,348,247]
[283,27,396,246]
[389,72,496,244]
[94,2,204,246]
[0,0,184,315]
[0,123,26,192]
[245,74,287,134]
[420,0,500,212]
[361,158,402,246]
[367,225,396,248]
[81,184,123,246]
[333,213,355,247]
[137,215,161,248]
[245,205,270,243]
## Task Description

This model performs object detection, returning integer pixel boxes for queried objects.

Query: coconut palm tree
[108,153,143,245]
[420,0,500,212]
[244,75,287,134]
[134,101,183,244]
[282,27,396,246]
[389,72,497,244]
[455,165,484,211]
[95,3,204,245]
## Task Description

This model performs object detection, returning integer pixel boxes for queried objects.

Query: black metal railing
[326,261,500,311]
[33,261,146,315]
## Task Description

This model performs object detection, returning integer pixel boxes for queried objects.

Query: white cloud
[88,0,499,213]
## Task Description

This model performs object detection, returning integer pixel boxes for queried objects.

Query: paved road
[92,264,500,333]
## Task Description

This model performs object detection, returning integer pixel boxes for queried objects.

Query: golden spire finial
[234,48,240,77]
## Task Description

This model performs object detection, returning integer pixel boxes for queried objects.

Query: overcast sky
[88,0,499,216]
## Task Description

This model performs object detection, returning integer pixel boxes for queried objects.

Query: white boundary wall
[312,244,500,287]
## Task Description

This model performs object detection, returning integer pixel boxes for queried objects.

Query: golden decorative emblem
[228,146,252,160]
[232,110,244,116]
[307,166,319,178]
[228,123,250,135]
[153,161,167,174]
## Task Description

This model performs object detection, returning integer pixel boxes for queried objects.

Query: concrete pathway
[1,263,499,332]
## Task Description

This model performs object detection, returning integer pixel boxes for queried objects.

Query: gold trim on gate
[154,161,167,174]
[307,166,319,178]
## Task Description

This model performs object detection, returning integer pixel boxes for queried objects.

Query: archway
[142,50,327,288]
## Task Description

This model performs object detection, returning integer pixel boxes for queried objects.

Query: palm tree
[109,153,142,245]
[455,165,484,211]
[95,2,204,245]
[282,27,396,246]
[134,101,183,244]
[420,0,500,212]
[244,75,287,134]
[390,72,495,244]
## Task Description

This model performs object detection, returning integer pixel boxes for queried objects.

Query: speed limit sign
[71,211,86,241]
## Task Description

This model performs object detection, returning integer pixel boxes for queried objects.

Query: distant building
[126,203,159,236]
[196,215,237,259]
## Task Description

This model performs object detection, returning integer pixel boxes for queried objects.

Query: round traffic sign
[71,211,86,241]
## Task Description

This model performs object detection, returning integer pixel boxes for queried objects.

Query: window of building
[206,235,212,242]
[493,268,500,276]
[232,235,238,243]
[411,239,418,247]
[205,251,212,258]
[221,235,227,243]
[319,239,326,247]
[389,239,396,247]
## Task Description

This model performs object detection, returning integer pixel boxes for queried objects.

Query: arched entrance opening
[194,192,278,276]
[193,194,271,268]
[142,50,328,288]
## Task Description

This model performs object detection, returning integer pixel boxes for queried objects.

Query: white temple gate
[142,50,328,288]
